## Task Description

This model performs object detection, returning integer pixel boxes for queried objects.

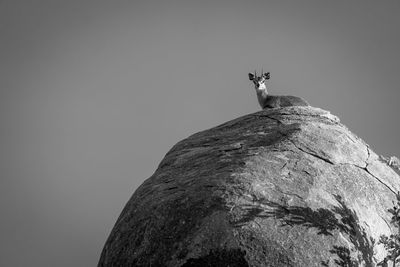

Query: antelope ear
[248,73,255,80]
[263,72,270,80]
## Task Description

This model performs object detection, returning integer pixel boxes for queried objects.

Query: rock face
[98,105,400,267]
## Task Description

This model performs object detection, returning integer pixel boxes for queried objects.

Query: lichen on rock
[98,105,399,267]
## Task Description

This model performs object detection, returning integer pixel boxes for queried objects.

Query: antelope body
[248,71,309,109]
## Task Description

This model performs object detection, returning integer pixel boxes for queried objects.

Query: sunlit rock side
[99,104,399,267]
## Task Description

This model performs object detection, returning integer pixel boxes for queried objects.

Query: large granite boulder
[99,105,400,266]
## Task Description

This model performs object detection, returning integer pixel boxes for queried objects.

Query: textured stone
[99,105,399,267]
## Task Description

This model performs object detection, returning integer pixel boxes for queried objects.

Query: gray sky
[1,0,399,266]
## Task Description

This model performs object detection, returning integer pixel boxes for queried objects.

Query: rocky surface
[98,105,400,266]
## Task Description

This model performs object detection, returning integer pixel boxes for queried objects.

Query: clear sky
[1,0,399,266]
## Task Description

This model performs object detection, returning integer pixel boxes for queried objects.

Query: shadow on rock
[182,248,249,267]
[231,195,374,266]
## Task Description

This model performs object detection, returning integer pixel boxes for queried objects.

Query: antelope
[248,71,309,109]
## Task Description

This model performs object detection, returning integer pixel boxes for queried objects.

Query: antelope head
[248,71,270,91]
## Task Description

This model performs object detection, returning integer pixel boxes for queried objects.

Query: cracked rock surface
[98,106,399,267]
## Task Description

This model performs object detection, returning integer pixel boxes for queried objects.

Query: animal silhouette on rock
[248,71,309,109]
